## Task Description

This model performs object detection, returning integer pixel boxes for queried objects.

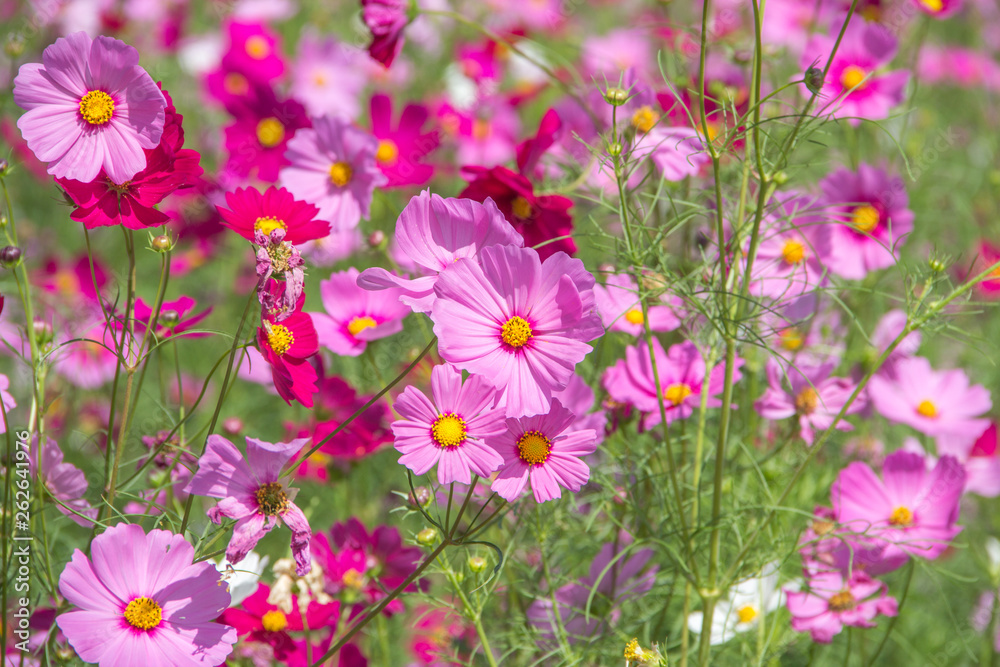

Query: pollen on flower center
[223,72,249,95]
[376,139,399,164]
[795,387,819,415]
[329,161,353,187]
[781,239,806,265]
[123,597,162,631]
[501,316,533,348]
[889,505,914,526]
[79,90,115,125]
[812,518,835,535]
[255,481,289,515]
[840,65,868,91]
[261,609,288,632]
[245,35,271,59]
[828,590,857,612]
[342,568,366,590]
[431,413,467,448]
[916,399,938,418]
[473,118,491,141]
[736,605,758,624]
[852,205,880,234]
[919,0,943,11]
[267,323,294,355]
[663,383,693,406]
[631,105,660,133]
[256,117,285,148]
[625,308,645,325]
[517,430,552,465]
[347,315,378,337]
[511,196,534,220]
[254,216,287,236]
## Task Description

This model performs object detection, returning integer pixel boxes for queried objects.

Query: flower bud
[158,310,180,328]
[416,527,438,546]
[607,142,623,157]
[367,230,386,248]
[4,35,24,58]
[0,158,9,176]
[804,67,825,95]
[928,256,947,273]
[771,171,789,186]
[468,556,487,573]
[33,320,54,346]
[410,486,431,508]
[0,245,22,268]
[223,417,243,435]
[604,87,628,106]
[150,234,172,252]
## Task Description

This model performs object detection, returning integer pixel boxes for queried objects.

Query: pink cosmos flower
[870,308,921,378]
[133,295,212,339]
[595,273,684,335]
[279,115,387,230]
[802,21,909,124]
[391,364,506,484]
[553,373,608,445]
[0,374,16,432]
[291,31,367,119]
[832,450,966,562]
[358,190,523,313]
[868,356,991,439]
[785,570,897,643]
[185,434,314,576]
[431,245,604,418]
[819,163,915,279]
[632,125,710,181]
[29,436,97,527]
[362,0,410,67]
[223,86,310,183]
[488,399,598,503]
[223,22,285,83]
[911,0,962,18]
[935,424,1000,498]
[258,306,319,407]
[370,93,440,187]
[311,267,409,357]
[755,359,863,445]
[603,338,742,429]
[439,100,520,168]
[13,32,166,183]
[56,523,237,666]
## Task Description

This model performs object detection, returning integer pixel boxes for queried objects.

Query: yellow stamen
[342,568,365,590]
[223,72,249,95]
[779,327,803,351]
[431,413,467,448]
[255,481,289,515]
[517,430,551,465]
[245,35,271,59]
[79,90,115,125]
[631,105,660,133]
[736,605,758,624]
[261,609,288,632]
[840,65,868,91]
[828,590,857,612]
[256,117,285,148]
[852,205,879,234]
[889,506,913,527]
[472,118,491,141]
[266,324,294,356]
[511,196,534,220]
[916,399,938,418]
[376,139,399,165]
[347,316,377,337]
[625,308,644,325]
[329,161,353,187]
[795,387,819,415]
[123,597,162,631]
[919,0,943,11]
[254,216,286,236]
[501,316,533,348]
[781,239,806,265]
[663,383,693,406]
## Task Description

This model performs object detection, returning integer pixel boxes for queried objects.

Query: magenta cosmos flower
[223,86,310,183]
[279,115,387,231]
[911,0,962,18]
[868,355,991,439]
[391,363,506,485]
[370,93,440,187]
[56,523,237,666]
[358,191,523,313]
[595,273,683,335]
[258,306,319,407]
[819,163,914,279]
[13,32,166,184]
[311,267,409,357]
[362,0,411,67]
[832,450,966,562]
[133,295,212,339]
[603,338,742,429]
[785,570,897,643]
[802,21,908,124]
[431,244,604,418]
[185,434,314,576]
[488,399,598,503]
[219,186,328,244]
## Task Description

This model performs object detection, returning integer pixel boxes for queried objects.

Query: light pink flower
[594,273,683,336]
[29,436,97,527]
[311,267,409,357]
[786,570,897,643]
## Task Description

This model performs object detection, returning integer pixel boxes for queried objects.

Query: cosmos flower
[391,363,506,484]
[687,562,791,645]
[56,523,237,666]
[223,86,310,183]
[291,31,367,119]
[370,93,440,187]
[594,273,684,336]
[13,32,166,183]
[219,186,328,244]
[785,570,897,643]
[29,436,97,527]
[910,0,962,19]
[133,295,212,339]
[310,267,409,357]
[362,0,411,67]
[432,244,604,417]
[185,434,314,576]
[257,305,319,407]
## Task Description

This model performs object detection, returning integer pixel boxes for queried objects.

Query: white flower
[687,562,795,645]
[216,551,268,607]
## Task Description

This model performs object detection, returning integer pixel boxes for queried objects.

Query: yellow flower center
[781,239,806,265]
[517,430,552,465]
[256,117,285,148]
[255,481,289,515]
[916,399,938,418]
[828,590,857,612]
[347,315,378,337]
[342,568,366,590]
[861,6,882,20]
[852,205,880,234]
[840,65,868,91]
[919,0,943,11]
[736,605,758,624]
[631,105,660,133]
[472,118,491,141]
[511,196,534,220]
[795,387,819,415]
[779,327,804,351]
[625,308,645,325]
[312,70,327,87]
[123,597,162,631]
[812,518,835,535]
[663,383,693,406]
[254,216,286,236]
[223,72,249,95]
[261,609,288,632]
[376,139,399,165]
[501,316,533,348]
[79,90,115,125]
[624,638,644,661]
[431,413,467,448]
[245,35,271,59]
[266,324,294,356]
[329,161,353,187]
[889,506,914,527]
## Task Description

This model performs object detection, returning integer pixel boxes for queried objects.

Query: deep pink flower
[431,245,603,418]
[392,364,506,484]
[223,87,310,183]
[832,450,966,562]
[911,0,962,18]
[438,101,521,167]
[594,273,684,335]
[969,241,1000,298]
[56,523,237,666]
[311,267,409,357]
[258,307,319,408]
[185,434,314,576]
[489,399,598,503]
[13,32,166,183]
[222,22,285,82]
[358,190,522,313]
[868,356,991,438]
[29,436,97,527]
[219,186,328,244]
[785,570,897,643]
[370,93,439,187]
[362,0,411,68]
[133,295,212,339]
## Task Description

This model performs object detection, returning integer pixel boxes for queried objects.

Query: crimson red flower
[459,165,576,259]
[362,0,410,67]
[258,303,319,407]
[219,186,328,244]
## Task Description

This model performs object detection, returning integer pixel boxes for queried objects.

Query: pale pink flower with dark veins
[785,570,897,643]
